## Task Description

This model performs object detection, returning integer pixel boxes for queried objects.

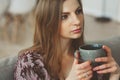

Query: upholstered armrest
[0,55,17,80]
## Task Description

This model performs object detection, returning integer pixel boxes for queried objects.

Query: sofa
[0,37,120,80]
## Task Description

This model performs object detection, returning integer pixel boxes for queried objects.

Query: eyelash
[76,8,82,15]
[61,8,82,20]
[61,15,68,20]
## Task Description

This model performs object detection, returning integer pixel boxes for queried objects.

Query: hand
[66,51,93,80]
[93,45,120,75]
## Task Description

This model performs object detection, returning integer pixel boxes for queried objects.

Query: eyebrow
[62,6,81,14]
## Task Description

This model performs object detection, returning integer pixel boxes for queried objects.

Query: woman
[14,0,120,80]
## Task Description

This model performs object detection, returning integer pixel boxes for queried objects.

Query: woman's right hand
[66,51,93,80]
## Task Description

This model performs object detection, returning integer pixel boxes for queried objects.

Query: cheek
[60,23,70,36]
[60,26,67,35]
[61,21,70,32]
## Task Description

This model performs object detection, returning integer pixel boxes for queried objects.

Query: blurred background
[0,0,120,58]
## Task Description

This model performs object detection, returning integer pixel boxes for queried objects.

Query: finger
[97,67,117,74]
[77,61,91,69]
[85,71,93,80]
[93,62,115,71]
[84,75,92,80]
[95,57,109,62]
[102,45,112,57]
[73,50,80,64]
[93,63,111,71]
[77,66,92,75]
[79,70,93,80]
[86,75,93,80]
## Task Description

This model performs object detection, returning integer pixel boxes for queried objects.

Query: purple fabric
[14,50,51,80]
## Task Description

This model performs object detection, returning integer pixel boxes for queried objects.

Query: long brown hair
[33,0,84,78]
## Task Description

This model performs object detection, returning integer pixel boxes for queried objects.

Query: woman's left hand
[93,45,120,75]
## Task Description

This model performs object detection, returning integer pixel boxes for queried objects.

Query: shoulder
[14,49,51,80]
[17,49,44,67]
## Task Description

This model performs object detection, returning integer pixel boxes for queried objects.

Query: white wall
[117,0,120,22]
[105,0,120,21]
[82,0,120,22]
[82,0,103,17]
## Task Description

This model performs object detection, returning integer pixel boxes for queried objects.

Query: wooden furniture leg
[3,13,11,42]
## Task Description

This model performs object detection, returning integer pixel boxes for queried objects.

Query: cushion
[0,54,17,80]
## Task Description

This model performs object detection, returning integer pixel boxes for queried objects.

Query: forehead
[63,0,80,12]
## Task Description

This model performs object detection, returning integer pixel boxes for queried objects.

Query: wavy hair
[33,0,84,78]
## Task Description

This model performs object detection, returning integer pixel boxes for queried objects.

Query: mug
[78,44,107,80]
[79,44,107,67]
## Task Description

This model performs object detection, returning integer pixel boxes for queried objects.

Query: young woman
[14,0,120,80]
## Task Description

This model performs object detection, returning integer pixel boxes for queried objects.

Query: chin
[72,34,81,39]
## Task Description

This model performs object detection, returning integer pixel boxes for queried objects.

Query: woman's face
[60,0,84,40]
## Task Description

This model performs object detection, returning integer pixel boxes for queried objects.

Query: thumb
[73,50,80,64]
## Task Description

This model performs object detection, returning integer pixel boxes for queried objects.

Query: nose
[70,13,81,25]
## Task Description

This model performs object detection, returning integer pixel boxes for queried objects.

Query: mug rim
[79,44,103,50]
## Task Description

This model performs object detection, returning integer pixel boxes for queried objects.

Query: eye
[76,8,82,15]
[61,14,68,20]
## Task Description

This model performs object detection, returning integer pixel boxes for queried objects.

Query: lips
[72,28,82,33]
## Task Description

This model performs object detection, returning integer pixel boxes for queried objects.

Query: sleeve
[14,51,50,80]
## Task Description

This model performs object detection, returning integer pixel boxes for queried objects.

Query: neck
[60,38,71,55]
[60,38,74,79]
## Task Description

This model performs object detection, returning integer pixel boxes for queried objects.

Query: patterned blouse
[14,50,51,80]
[14,50,110,80]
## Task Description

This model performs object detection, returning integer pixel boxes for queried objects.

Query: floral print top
[14,50,51,80]
[14,50,110,80]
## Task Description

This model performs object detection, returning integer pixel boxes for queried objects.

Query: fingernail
[74,50,79,56]
[102,45,105,48]
[93,68,96,71]
[74,50,78,58]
